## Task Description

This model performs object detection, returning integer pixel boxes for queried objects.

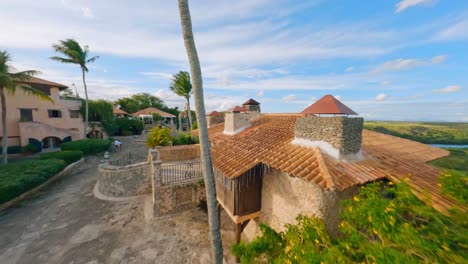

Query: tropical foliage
[38,150,83,165]
[60,139,111,155]
[170,71,193,130]
[233,181,467,264]
[172,132,199,146]
[364,121,468,145]
[50,39,99,139]
[0,50,52,164]
[146,127,172,147]
[0,159,67,204]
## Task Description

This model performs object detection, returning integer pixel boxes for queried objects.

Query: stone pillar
[150,149,162,217]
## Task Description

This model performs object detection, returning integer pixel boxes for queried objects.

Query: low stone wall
[157,144,200,162]
[242,169,358,241]
[207,115,224,128]
[153,181,205,217]
[98,161,151,197]
[295,116,363,156]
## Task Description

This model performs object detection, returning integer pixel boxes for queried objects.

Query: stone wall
[224,111,261,135]
[152,181,205,217]
[157,144,200,162]
[97,161,151,197]
[242,169,358,241]
[294,116,363,157]
[207,115,225,128]
[242,104,261,112]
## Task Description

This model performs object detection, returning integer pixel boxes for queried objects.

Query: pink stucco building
[0,77,85,152]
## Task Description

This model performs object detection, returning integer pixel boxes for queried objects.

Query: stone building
[0,77,85,152]
[206,111,224,128]
[242,98,261,112]
[193,95,460,244]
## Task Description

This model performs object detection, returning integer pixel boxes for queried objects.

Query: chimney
[242,98,261,112]
[292,95,363,160]
[224,104,260,135]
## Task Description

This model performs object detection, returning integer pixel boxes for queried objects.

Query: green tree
[50,39,99,139]
[115,93,166,114]
[0,51,53,164]
[178,1,223,262]
[170,71,193,130]
[146,127,171,148]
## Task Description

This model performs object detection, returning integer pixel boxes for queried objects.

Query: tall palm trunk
[186,97,193,130]
[81,68,89,139]
[1,86,8,164]
[178,0,223,263]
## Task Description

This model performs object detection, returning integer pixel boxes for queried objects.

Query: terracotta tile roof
[194,115,464,212]
[242,98,260,105]
[206,110,224,116]
[302,94,357,115]
[132,107,175,118]
[18,76,68,90]
[227,106,248,113]
[113,107,128,115]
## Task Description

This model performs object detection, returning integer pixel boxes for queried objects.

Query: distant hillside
[364,121,468,145]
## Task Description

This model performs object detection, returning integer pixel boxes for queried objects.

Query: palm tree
[0,51,53,164]
[178,1,223,263]
[50,39,99,139]
[169,71,193,130]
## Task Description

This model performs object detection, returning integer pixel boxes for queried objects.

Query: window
[19,109,33,122]
[48,110,62,118]
[69,110,80,118]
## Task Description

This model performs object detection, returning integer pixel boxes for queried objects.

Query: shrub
[0,146,22,154]
[147,127,171,148]
[172,132,199,146]
[22,144,39,154]
[114,118,144,136]
[60,139,111,155]
[38,150,83,165]
[0,159,67,204]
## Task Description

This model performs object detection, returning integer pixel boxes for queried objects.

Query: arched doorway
[87,130,103,139]
[42,136,62,150]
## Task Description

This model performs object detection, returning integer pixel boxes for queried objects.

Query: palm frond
[87,56,99,63]
[10,70,40,82]
[169,71,192,98]
[18,85,54,104]
[50,56,78,64]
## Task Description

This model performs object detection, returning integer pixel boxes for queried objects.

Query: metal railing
[161,161,203,184]
[108,152,148,166]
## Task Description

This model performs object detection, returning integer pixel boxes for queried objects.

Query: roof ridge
[313,147,336,189]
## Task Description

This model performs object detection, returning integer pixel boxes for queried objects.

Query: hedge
[0,159,67,204]
[60,139,111,155]
[38,150,83,165]
[0,146,22,154]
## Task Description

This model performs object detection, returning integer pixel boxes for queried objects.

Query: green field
[364,121,468,144]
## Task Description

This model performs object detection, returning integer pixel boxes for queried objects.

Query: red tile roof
[207,110,224,116]
[227,106,248,113]
[132,107,175,118]
[18,76,68,90]
[302,94,357,115]
[243,98,260,105]
[193,115,464,213]
[113,107,129,115]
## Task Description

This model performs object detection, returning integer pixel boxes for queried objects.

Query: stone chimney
[292,95,363,160]
[224,104,260,135]
[242,98,261,112]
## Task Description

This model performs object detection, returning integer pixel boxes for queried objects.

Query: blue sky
[1,0,467,121]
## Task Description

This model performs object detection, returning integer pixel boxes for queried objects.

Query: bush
[0,146,22,154]
[147,127,171,148]
[172,132,199,146]
[38,150,83,165]
[0,159,67,204]
[60,139,111,155]
[115,118,144,136]
[22,144,39,154]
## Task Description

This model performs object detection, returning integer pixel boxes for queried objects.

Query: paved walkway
[0,136,235,264]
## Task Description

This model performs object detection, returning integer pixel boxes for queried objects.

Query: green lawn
[364,121,468,144]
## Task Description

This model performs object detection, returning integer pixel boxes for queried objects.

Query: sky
[1,0,468,121]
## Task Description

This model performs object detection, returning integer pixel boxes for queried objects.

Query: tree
[50,39,99,139]
[115,93,166,114]
[170,71,193,130]
[0,51,53,164]
[178,1,223,263]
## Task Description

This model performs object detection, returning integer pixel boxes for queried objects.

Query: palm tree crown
[50,39,99,72]
[0,50,53,164]
[169,71,192,100]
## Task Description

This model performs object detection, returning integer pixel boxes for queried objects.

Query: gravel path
[0,136,235,264]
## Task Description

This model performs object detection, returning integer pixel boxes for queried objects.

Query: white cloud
[395,0,433,13]
[433,85,462,93]
[375,93,388,101]
[310,96,317,102]
[257,90,264,97]
[81,7,94,18]
[282,94,297,102]
[371,55,445,74]
[141,72,173,80]
[345,66,354,72]
[335,95,342,100]
[435,18,468,41]
[380,81,391,87]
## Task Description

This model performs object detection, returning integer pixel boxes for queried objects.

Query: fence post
[149,149,162,217]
